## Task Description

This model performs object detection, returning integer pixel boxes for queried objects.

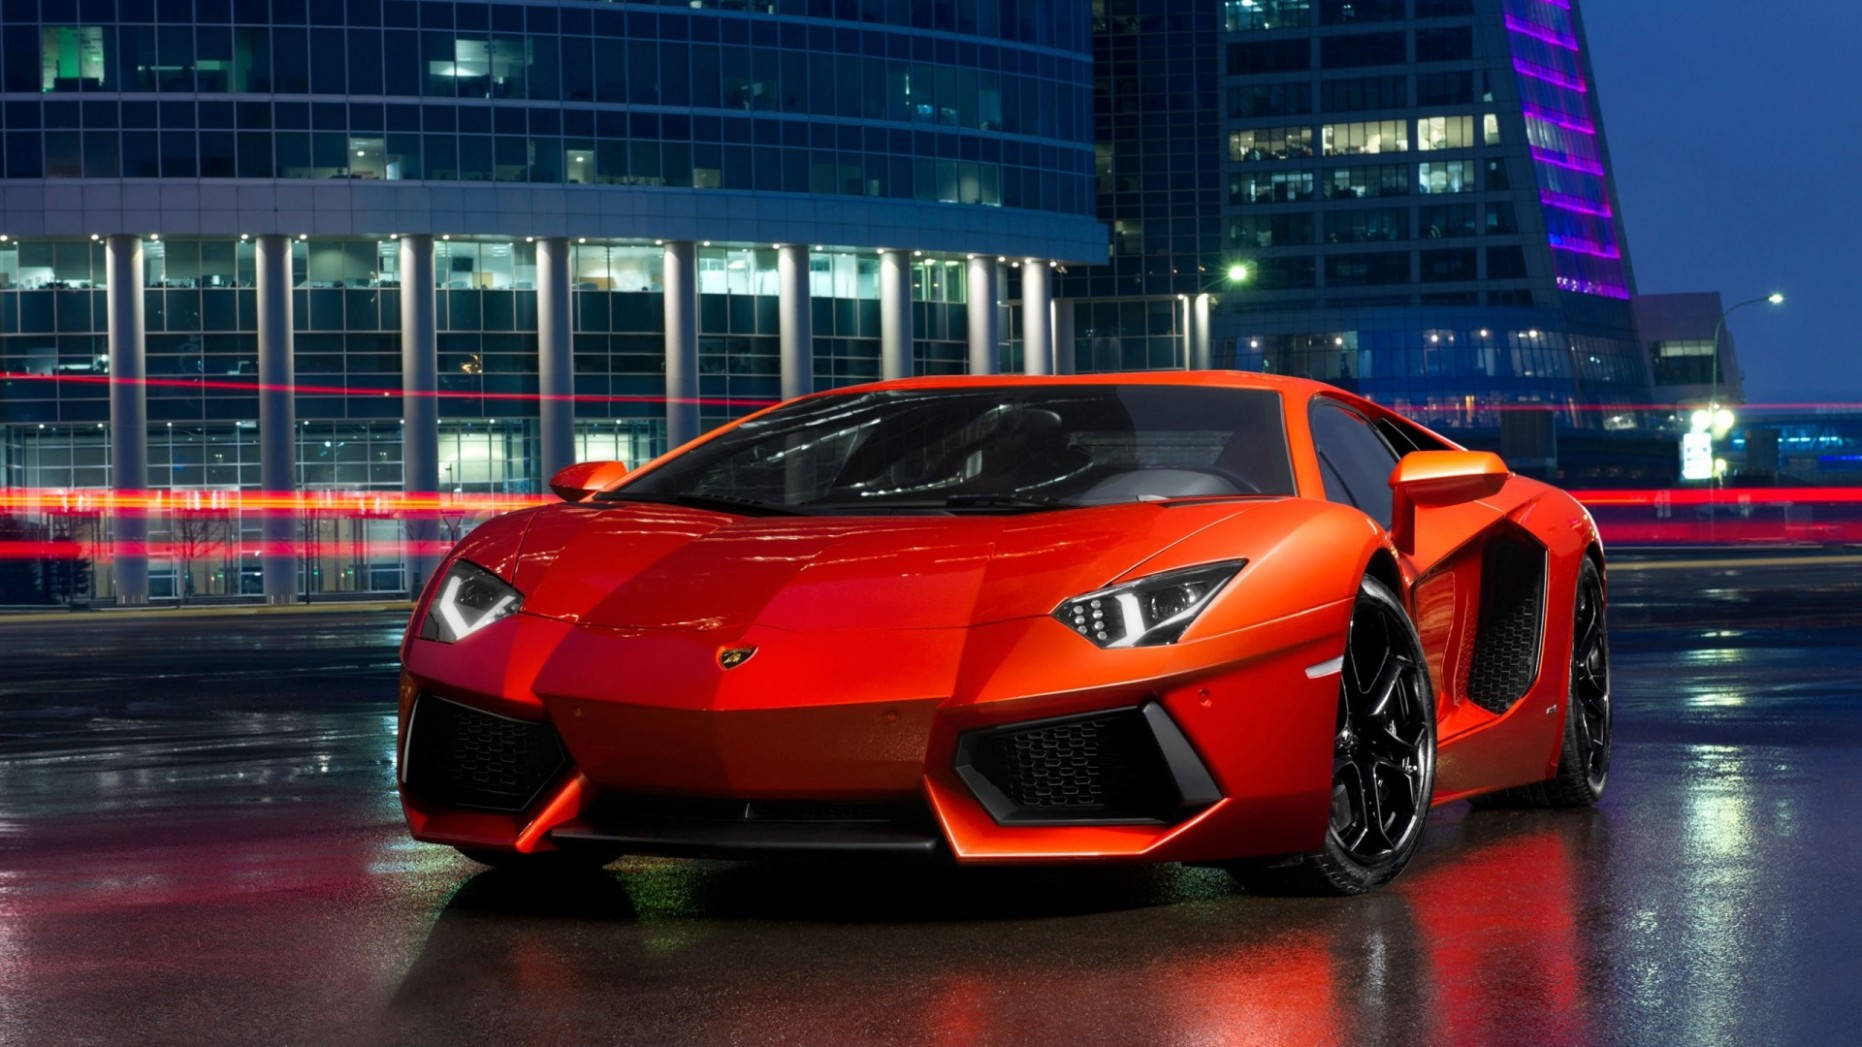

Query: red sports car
[397,373,1611,894]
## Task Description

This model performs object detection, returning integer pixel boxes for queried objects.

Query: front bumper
[397,599,1350,864]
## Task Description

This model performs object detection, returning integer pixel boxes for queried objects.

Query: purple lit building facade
[1505,0,1629,300]
[1067,0,1655,434]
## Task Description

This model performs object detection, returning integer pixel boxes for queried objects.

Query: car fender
[1115,497,1395,645]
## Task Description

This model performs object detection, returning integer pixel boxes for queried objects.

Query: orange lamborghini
[396,373,1611,895]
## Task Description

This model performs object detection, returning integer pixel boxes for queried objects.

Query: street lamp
[1702,291,1785,486]
[1184,263,1253,370]
[1707,291,1785,416]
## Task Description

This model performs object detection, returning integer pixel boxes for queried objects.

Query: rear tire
[1230,575,1437,896]
[1469,556,1611,809]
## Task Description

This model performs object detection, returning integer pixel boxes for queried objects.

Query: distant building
[1062,0,1654,434]
[1634,292,1744,411]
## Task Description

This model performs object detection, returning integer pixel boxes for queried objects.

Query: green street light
[1180,264,1255,372]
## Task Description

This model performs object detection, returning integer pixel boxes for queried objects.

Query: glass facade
[1501,0,1628,299]
[1062,0,1652,435]
[0,0,1102,602]
[0,0,1095,214]
[0,233,979,438]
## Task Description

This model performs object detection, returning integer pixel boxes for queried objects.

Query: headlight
[419,560,523,643]
[1054,559,1246,649]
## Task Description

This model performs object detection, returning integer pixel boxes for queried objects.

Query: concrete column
[1178,298,1192,370]
[399,235,440,595]
[1191,293,1213,371]
[663,241,699,448]
[777,245,814,400]
[255,236,296,605]
[879,249,912,380]
[1052,299,1076,375]
[966,255,998,375]
[105,236,148,605]
[996,261,1011,373]
[1021,260,1053,375]
[536,237,574,481]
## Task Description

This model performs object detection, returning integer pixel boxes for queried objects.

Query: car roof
[817,371,1461,454]
[833,370,1340,399]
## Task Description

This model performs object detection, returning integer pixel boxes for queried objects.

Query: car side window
[1309,401,1402,528]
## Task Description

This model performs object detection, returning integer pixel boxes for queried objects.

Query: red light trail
[0,372,781,410]
[4,487,1861,562]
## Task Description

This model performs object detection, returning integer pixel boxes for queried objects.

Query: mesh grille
[1467,534,1547,714]
[404,696,568,812]
[965,709,1175,819]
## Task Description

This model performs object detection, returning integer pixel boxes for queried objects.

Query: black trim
[1141,702,1223,807]
[550,795,940,859]
[954,701,1221,826]
[549,819,940,859]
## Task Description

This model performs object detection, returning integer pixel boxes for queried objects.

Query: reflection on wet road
[2,559,1859,1044]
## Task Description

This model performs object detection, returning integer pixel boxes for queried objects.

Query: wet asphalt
[2,555,1860,1046]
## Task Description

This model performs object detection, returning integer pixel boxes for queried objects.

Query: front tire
[1231,575,1437,896]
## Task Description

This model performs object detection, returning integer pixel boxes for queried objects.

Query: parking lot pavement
[2,558,1859,1044]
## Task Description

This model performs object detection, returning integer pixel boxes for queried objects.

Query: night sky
[1583,2,1861,403]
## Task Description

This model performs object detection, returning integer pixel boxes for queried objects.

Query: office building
[1064,0,1653,433]
[0,0,1104,601]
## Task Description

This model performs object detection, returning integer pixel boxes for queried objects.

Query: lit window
[1229,126,1315,163]
[1418,161,1475,194]
[40,27,106,91]
[1416,115,1475,152]
[1321,120,1408,156]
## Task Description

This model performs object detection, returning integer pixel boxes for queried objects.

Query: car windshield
[603,385,1296,514]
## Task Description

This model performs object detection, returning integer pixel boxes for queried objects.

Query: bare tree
[169,507,233,604]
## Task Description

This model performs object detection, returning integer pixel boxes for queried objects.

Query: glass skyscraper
[1062,0,1652,433]
[0,0,1104,603]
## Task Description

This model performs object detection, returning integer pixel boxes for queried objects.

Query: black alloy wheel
[1232,575,1436,896]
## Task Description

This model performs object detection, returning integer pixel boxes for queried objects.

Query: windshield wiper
[940,493,1074,511]
[788,493,1079,515]
[599,492,809,516]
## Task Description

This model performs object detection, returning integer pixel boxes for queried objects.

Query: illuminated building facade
[1062,0,1653,431]
[0,0,1104,602]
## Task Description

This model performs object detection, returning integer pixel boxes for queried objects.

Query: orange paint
[394,373,1603,864]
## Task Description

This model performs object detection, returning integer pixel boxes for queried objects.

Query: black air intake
[955,702,1220,825]
[402,695,569,812]
[1467,531,1549,714]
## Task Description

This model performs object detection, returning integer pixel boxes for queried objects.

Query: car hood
[501,500,1272,633]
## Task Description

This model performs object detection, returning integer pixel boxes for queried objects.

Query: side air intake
[1466,531,1548,714]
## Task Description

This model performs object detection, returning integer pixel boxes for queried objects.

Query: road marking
[1611,554,1862,573]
